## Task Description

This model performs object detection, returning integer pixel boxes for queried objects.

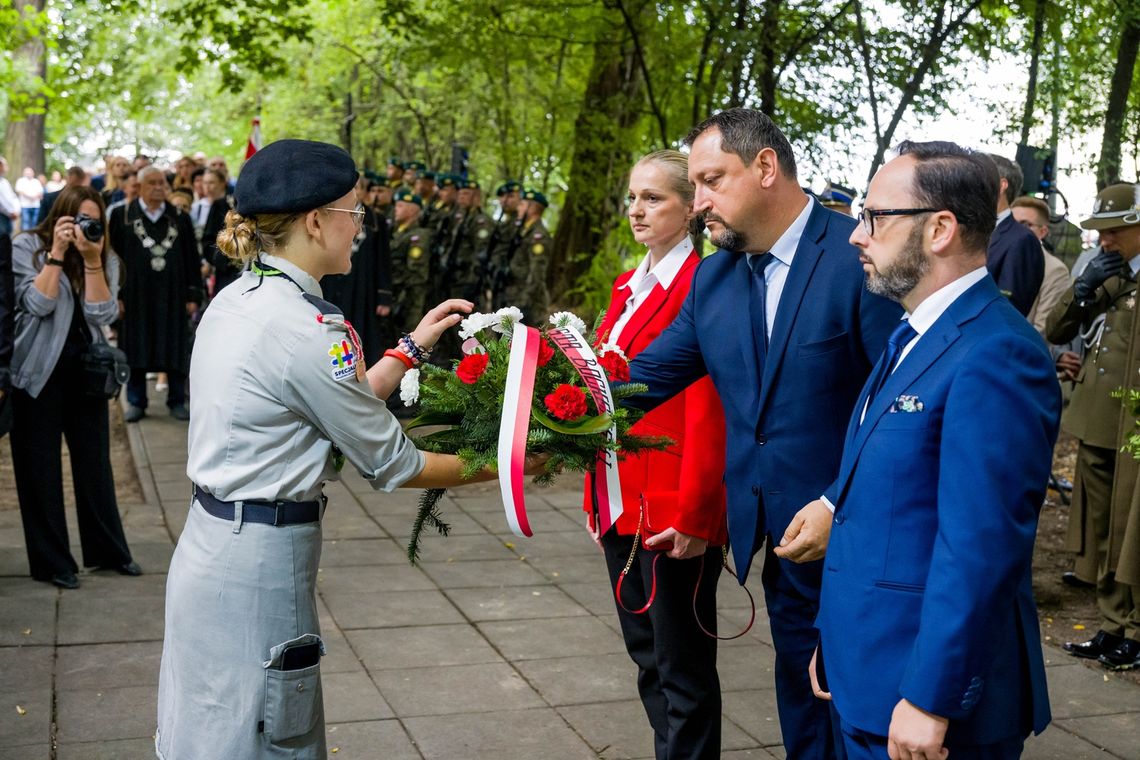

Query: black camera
[74,212,104,242]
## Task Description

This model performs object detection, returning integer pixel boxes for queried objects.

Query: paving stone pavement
[1,407,1139,759]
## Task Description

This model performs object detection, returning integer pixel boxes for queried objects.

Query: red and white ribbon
[547,326,624,535]
[498,324,541,537]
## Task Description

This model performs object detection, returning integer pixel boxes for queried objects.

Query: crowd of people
[0,105,1138,760]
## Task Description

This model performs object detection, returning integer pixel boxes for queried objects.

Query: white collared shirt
[746,195,814,338]
[139,199,166,223]
[609,237,692,346]
[190,199,211,228]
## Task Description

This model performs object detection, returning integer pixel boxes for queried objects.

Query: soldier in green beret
[385,157,403,183]
[488,181,523,309]
[389,189,435,332]
[453,179,493,302]
[403,160,426,186]
[503,189,552,323]
[1047,183,1140,671]
[414,170,437,215]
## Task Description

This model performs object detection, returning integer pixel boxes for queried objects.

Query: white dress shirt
[747,196,814,339]
[139,199,166,223]
[609,237,692,346]
[0,177,19,216]
[190,198,211,228]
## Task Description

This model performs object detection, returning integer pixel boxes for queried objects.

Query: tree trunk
[1097,7,1140,189]
[3,0,48,175]
[548,36,643,302]
[1018,0,1046,147]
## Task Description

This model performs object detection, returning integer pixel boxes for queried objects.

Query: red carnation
[537,339,555,367]
[598,350,630,382]
[544,384,588,421]
[456,353,490,384]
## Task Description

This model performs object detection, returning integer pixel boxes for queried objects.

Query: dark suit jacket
[628,202,902,585]
[987,214,1044,316]
[37,191,59,225]
[0,233,13,435]
[818,275,1058,743]
[203,197,238,293]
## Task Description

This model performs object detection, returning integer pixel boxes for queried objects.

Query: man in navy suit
[800,141,1058,759]
[627,108,901,759]
[986,154,1044,316]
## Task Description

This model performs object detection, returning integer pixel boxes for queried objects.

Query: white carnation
[492,306,525,334]
[459,312,496,340]
[549,311,587,335]
[598,342,627,360]
[399,368,420,407]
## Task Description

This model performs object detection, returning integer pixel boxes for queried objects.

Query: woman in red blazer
[585,149,728,759]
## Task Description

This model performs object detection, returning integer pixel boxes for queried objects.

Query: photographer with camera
[9,185,138,590]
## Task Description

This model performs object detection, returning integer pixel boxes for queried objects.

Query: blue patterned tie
[865,320,919,412]
[749,253,774,374]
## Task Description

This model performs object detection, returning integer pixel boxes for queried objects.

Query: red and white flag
[245,117,262,160]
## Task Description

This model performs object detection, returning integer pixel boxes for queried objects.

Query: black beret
[234,139,358,216]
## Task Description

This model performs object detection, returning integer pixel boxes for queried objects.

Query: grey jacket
[11,232,120,398]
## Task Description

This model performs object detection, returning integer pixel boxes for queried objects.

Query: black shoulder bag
[76,297,129,399]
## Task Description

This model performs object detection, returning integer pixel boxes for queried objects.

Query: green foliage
[1113,387,1140,461]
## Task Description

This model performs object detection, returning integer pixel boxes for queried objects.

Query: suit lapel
[754,203,827,421]
[617,253,699,352]
[833,277,1002,502]
[596,274,633,345]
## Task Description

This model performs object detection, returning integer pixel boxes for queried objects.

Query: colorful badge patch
[328,339,358,382]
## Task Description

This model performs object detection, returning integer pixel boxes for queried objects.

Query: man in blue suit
[800,141,1058,759]
[627,108,901,759]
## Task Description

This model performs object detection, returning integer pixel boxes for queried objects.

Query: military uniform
[1048,183,1140,666]
[505,216,551,323]
[390,220,434,330]
[453,204,493,301]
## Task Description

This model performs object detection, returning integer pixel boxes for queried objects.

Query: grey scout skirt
[156,498,326,759]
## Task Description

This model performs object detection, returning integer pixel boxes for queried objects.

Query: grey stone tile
[56,641,162,690]
[446,585,589,622]
[527,553,610,585]
[718,643,777,693]
[373,663,543,717]
[1023,724,1117,759]
[722,750,784,759]
[510,529,600,558]
[412,534,518,563]
[321,589,463,629]
[514,653,639,706]
[320,507,385,540]
[320,538,410,567]
[56,737,156,760]
[559,580,621,617]
[120,542,173,573]
[0,652,51,749]
[0,580,57,646]
[1046,663,1140,719]
[323,720,420,759]
[1055,713,1140,758]
[418,558,549,589]
[313,620,361,675]
[478,617,627,661]
[56,581,165,645]
[55,685,157,743]
[558,699,655,758]
[321,670,394,722]
[0,744,50,760]
[722,688,784,747]
[316,564,435,593]
[0,549,31,577]
[404,707,596,759]
[346,624,502,670]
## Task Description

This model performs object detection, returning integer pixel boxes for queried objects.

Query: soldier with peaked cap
[504,188,552,323]
[155,139,531,759]
[1048,183,1140,672]
[819,181,856,217]
[390,188,435,331]
[487,180,522,309]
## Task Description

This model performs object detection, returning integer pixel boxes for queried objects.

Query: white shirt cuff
[820,495,836,514]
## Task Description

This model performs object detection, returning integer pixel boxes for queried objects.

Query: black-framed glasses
[860,207,940,237]
[325,204,366,230]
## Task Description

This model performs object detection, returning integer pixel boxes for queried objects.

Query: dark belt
[192,485,324,526]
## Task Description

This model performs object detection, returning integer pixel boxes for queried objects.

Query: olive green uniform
[390,223,434,330]
[504,218,551,324]
[1046,271,1140,638]
[452,206,493,301]
[488,212,520,310]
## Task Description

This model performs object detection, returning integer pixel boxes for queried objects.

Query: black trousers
[10,358,132,579]
[602,530,723,760]
[127,368,186,409]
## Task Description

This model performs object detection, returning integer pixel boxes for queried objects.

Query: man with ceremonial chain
[109,165,201,422]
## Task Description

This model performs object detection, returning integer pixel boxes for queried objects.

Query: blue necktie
[749,253,774,374]
[864,320,919,413]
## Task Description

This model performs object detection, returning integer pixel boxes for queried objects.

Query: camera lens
[74,213,104,242]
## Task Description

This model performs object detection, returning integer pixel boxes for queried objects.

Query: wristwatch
[46,257,65,267]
